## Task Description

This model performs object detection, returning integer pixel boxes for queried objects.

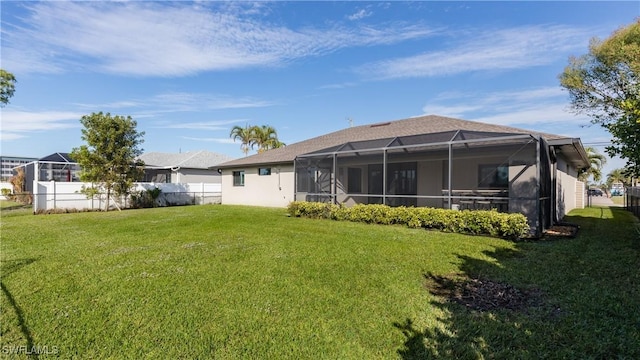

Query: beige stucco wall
[221,164,294,207]
[417,160,444,207]
[176,169,222,184]
[555,156,583,219]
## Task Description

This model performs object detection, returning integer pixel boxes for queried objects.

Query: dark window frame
[347,167,362,193]
[233,170,245,186]
[478,164,508,189]
[258,167,271,176]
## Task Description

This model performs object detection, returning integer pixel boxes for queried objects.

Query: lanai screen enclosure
[294,130,553,236]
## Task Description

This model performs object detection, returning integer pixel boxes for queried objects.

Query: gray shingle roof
[217,114,566,168]
[40,152,76,163]
[139,150,235,169]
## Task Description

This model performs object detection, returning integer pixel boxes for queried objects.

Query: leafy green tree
[578,146,607,183]
[71,112,145,211]
[0,69,17,106]
[560,20,640,178]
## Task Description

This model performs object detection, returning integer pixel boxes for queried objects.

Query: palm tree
[250,125,285,153]
[229,125,253,157]
[578,147,607,183]
[607,168,631,187]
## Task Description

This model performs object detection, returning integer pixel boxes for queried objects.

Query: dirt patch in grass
[543,223,579,239]
[424,273,545,312]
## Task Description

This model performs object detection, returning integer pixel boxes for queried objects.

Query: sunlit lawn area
[1,204,638,358]
[0,200,31,211]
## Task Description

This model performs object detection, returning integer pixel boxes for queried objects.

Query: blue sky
[1,1,638,179]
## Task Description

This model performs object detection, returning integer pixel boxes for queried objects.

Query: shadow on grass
[1,258,39,359]
[395,207,640,359]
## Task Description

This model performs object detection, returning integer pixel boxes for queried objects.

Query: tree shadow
[394,208,640,358]
[1,257,40,359]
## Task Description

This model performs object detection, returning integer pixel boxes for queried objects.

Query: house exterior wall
[555,155,583,219]
[417,160,443,207]
[176,169,221,184]
[221,164,295,207]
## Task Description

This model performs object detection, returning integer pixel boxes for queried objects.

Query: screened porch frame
[293,129,545,213]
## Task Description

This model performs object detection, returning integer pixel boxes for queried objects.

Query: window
[347,167,362,193]
[478,164,508,188]
[258,167,271,176]
[233,170,245,186]
[387,162,417,195]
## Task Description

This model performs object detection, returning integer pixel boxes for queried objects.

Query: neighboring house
[17,152,82,193]
[1,155,38,181]
[216,115,589,237]
[138,150,234,184]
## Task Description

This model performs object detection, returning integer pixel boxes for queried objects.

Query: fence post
[32,180,38,213]
[52,180,56,210]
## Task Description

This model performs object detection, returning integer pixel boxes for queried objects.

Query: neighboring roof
[39,152,76,163]
[217,114,573,169]
[139,150,235,170]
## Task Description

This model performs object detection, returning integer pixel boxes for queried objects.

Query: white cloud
[2,2,436,76]
[318,82,358,90]
[357,25,595,79]
[181,136,236,144]
[0,110,82,141]
[422,87,591,127]
[157,120,246,130]
[75,92,274,117]
[348,9,373,21]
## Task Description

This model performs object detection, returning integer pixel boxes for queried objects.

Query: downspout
[447,142,452,209]
[382,149,387,205]
[293,158,297,201]
[551,146,558,224]
[332,153,337,204]
[536,138,541,237]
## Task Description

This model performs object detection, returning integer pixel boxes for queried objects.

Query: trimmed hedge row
[287,201,530,240]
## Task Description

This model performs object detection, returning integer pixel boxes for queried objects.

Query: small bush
[35,207,97,215]
[287,201,530,240]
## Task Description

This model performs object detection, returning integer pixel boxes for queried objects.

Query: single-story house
[138,150,234,184]
[216,115,589,236]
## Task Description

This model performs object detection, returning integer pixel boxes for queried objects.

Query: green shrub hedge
[287,201,530,240]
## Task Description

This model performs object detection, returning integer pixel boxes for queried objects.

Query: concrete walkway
[586,195,622,207]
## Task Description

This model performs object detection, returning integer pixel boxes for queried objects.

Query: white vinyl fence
[33,181,221,212]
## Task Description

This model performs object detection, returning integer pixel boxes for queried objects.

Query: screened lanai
[294,129,554,234]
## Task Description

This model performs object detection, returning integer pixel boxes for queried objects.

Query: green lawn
[1,205,638,359]
[0,200,31,211]
[611,195,624,205]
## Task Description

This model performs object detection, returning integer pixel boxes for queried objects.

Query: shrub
[287,201,530,240]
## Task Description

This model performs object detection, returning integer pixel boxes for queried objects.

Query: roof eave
[548,138,590,169]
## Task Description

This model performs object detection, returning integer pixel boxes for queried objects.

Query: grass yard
[0,200,31,212]
[1,204,639,359]
[611,195,624,205]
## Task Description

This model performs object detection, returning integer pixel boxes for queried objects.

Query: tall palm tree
[579,146,607,183]
[250,125,285,153]
[229,125,253,157]
[607,168,630,187]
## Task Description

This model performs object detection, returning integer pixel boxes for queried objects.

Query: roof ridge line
[176,149,204,166]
